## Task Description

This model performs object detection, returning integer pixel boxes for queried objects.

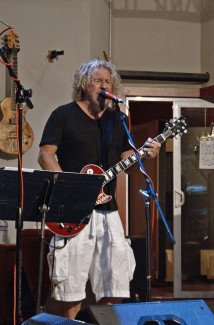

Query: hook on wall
[47,50,64,63]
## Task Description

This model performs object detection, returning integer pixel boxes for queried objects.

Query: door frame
[124,97,200,235]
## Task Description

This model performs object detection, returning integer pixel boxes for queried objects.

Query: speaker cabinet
[76,300,214,325]
[22,312,93,324]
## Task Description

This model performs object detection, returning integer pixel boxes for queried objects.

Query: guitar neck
[103,132,167,186]
[9,51,18,112]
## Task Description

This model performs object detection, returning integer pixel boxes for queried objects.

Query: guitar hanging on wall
[45,116,188,237]
[0,30,34,156]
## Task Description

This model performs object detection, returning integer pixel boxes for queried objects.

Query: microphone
[99,89,124,103]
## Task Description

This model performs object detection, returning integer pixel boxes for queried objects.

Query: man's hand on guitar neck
[143,138,161,158]
[121,138,161,174]
[121,138,160,162]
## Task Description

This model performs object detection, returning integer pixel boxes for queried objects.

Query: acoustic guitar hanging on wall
[0,30,34,156]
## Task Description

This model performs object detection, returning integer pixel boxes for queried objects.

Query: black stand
[115,103,175,302]
[36,202,48,314]
[139,192,152,301]
[0,167,104,322]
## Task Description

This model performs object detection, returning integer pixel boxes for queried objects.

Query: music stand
[0,167,104,223]
[0,167,104,318]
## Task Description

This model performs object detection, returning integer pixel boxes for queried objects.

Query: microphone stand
[114,101,175,302]
[16,89,33,324]
[0,47,33,324]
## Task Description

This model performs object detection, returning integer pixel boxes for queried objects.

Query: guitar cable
[35,221,68,250]
[49,235,68,297]
[0,18,14,37]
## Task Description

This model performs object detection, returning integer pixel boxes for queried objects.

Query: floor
[151,280,214,314]
[44,280,214,317]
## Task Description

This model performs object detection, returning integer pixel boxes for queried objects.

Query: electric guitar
[0,30,34,156]
[45,116,188,237]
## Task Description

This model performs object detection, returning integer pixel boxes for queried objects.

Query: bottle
[0,220,8,244]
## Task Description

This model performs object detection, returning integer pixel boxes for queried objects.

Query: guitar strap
[99,109,115,170]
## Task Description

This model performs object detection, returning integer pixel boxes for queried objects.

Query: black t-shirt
[39,101,132,210]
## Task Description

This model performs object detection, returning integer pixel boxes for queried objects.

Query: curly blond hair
[72,59,121,101]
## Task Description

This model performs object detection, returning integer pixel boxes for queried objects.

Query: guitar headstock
[163,116,188,139]
[2,30,20,54]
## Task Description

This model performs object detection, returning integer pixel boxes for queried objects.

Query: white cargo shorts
[47,210,136,302]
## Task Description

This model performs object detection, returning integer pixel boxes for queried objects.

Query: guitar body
[45,220,86,238]
[45,164,112,237]
[0,98,34,155]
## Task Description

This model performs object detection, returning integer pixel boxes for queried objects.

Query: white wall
[0,0,110,242]
[201,0,214,85]
[112,0,201,75]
